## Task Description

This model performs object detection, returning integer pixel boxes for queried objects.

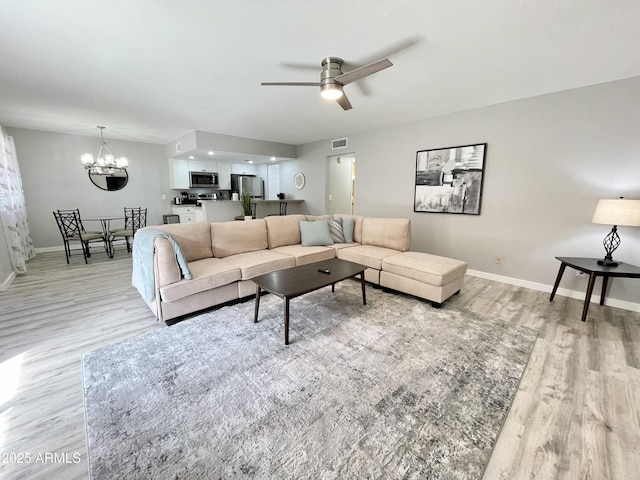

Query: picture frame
[414,143,487,215]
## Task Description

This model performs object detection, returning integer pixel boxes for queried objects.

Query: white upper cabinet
[189,159,217,172]
[169,158,190,189]
[231,163,258,175]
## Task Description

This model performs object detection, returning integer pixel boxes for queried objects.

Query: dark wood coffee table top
[252,257,366,298]
[253,258,368,345]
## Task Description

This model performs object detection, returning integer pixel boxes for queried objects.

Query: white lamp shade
[81,153,94,166]
[115,157,128,168]
[592,199,640,227]
[320,84,344,100]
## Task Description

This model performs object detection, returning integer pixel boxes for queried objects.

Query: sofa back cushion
[305,214,331,222]
[211,219,268,258]
[153,221,213,261]
[265,214,307,248]
[333,214,364,243]
[361,217,411,252]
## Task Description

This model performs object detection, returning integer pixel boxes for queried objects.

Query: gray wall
[5,77,640,307]
[8,128,171,249]
[293,76,640,305]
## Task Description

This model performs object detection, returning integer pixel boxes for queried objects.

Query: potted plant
[241,190,253,220]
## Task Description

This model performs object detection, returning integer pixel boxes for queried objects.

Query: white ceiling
[1,1,639,148]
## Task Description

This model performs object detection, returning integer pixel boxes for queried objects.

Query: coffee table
[253,258,367,345]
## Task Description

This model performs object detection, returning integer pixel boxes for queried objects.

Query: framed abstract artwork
[414,143,487,215]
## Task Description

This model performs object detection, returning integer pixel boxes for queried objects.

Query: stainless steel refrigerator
[238,176,264,199]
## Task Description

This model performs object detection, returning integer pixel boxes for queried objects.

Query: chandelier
[81,126,129,175]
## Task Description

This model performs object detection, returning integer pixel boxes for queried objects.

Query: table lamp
[591,197,640,266]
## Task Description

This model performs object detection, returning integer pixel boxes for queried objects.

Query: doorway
[326,154,355,215]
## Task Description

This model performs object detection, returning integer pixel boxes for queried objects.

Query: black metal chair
[110,207,147,253]
[52,209,108,264]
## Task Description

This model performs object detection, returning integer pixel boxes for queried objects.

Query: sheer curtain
[0,125,35,273]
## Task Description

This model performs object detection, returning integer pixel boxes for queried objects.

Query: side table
[549,257,640,322]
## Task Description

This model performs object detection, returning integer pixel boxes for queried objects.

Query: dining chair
[110,207,147,253]
[52,209,108,264]
[56,208,103,236]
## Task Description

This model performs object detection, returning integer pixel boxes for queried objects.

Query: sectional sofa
[133,214,467,322]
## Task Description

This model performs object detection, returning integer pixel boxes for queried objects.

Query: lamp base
[597,258,620,267]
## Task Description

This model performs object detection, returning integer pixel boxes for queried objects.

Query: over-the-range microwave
[190,171,217,188]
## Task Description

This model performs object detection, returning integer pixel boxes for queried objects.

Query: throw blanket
[132,228,192,303]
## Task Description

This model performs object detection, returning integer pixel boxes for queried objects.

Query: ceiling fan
[261,56,393,110]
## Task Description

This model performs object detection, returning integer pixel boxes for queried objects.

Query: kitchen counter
[200,199,306,222]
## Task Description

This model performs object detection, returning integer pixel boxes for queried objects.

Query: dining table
[83,215,125,258]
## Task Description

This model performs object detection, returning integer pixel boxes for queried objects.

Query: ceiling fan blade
[261,82,321,86]
[336,93,352,111]
[334,58,393,86]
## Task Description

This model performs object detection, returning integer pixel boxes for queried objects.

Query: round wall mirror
[89,170,129,191]
[294,172,305,190]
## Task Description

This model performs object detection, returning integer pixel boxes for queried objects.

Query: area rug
[83,281,537,479]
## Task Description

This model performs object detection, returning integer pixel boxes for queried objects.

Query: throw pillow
[327,217,345,243]
[341,217,355,243]
[299,220,334,247]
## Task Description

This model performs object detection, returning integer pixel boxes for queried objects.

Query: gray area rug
[83,281,537,479]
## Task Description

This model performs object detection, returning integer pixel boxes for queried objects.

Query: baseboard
[466,269,640,314]
[36,246,67,253]
[0,270,16,291]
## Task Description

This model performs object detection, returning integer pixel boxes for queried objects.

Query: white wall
[295,76,640,305]
[8,128,171,249]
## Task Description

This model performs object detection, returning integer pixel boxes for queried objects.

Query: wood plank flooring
[0,251,638,479]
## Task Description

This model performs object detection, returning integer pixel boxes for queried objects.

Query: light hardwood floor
[0,251,638,479]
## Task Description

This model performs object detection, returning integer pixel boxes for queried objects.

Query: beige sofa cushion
[271,245,336,266]
[305,215,331,221]
[159,257,241,303]
[223,250,296,280]
[333,214,364,243]
[361,217,411,252]
[211,219,268,258]
[265,214,306,248]
[382,252,468,287]
[337,245,402,270]
[153,222,213,262]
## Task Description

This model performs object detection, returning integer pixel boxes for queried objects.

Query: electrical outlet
[495,255,503,264]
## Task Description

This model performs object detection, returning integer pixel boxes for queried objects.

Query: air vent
[331,137,348,149]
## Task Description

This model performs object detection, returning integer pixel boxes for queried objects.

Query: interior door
[326,154,355,215]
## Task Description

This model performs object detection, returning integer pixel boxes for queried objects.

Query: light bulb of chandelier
[320,84,344,100]
[115,157,128,169]
[81,153,94,166]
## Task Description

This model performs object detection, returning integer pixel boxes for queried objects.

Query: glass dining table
[83,215,125,258]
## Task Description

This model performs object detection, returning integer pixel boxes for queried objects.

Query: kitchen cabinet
[172,206,201,223]
[217,162,232,189]
[189,159,218,172]
[231,163,258,175]
[169,158,190,189]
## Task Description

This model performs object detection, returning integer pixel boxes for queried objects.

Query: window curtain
[0,125,35,273]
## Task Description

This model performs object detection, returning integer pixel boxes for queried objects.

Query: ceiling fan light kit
[320,83,344,100]
[261,55,393,110]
